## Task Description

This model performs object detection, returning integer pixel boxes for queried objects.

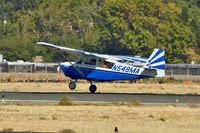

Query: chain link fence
[0,62,60,82]
[166,64,200,81]
[0,62,200,81]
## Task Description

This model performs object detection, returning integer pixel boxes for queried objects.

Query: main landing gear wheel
[89,84,97,93]
[69,81,76,90]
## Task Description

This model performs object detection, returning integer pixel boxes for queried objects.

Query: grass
[0,73,60,82]
[148,114,154,118]
[0,82,200,94]
[100,115,110,119]
[128,99,142,106]
[0,105,200,133]
[58,96,73,106]
[159,117,166,122]
[52,114,58,120]
[58,129,76,133]
[2,127,14,132]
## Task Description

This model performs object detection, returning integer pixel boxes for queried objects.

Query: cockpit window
[84,58,97,66]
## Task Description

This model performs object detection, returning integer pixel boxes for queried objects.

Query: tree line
[0,0,200,63]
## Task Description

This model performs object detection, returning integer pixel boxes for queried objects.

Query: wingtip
[36,42,45,45]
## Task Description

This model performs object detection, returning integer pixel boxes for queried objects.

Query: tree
[95,0,197,63]
[0,0,199,63]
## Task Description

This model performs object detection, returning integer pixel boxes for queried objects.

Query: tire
[89,84,97,93]
[69,81,76,90]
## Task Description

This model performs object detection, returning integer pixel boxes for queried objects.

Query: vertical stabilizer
[144,49,165,77]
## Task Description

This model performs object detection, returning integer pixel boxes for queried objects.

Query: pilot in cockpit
[100,61,109,68]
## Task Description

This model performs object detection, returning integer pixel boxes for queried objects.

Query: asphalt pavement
[1,92,200,105]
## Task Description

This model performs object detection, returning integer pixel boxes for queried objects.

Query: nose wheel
[89,84,97,93]
[69,81,77,90]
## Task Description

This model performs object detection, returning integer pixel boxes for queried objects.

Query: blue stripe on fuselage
[61,66,147,81]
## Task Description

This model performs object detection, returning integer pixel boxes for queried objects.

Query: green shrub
[148,114,154,118]
[159,118,166,122]
[58,129,76,133]
[2,127,13,132]
[129,99,142,106]
[58,96,72,106]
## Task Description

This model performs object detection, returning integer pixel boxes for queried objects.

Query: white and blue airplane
[37,42,165,93]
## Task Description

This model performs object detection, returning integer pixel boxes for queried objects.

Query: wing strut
[60,51,85,78]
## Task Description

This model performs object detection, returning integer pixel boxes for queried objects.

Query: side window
[98,59,103,66]
[126,61,135,66]
[84,58,96,66]
[99,60,114,69]
[90,59,96,65]
[118,59,128,63]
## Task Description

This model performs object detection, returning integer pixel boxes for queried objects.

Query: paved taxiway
[1,92,200,105]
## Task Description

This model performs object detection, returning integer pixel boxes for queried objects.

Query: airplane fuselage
[60,61,154,81]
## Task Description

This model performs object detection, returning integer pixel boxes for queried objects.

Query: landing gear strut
[89,81,97,93]
[69,80,77,90]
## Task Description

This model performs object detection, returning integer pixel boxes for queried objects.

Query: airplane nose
[60,62,71,72]
[61,62,71,67]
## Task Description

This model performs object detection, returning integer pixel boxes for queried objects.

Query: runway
[1,92,200,105]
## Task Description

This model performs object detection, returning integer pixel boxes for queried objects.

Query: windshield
[84,57,97,66]
[76,56,84,64]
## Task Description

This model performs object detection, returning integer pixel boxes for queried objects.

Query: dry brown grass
[0,73,59,82]
[2,127,14,132]
[0,105,200,133]
[0,82,200,94]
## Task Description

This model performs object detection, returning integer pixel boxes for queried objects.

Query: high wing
[113,55,148,63]
[36,42,110,59]
[36,42,147,63]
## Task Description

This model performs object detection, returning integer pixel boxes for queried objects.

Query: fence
[0,62,200,81]
[0,62,58,73]
[165,64,200,81]
[0,62,60,82]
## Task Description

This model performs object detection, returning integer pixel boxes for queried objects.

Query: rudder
[145,49,165,70]
[144,49,165,77]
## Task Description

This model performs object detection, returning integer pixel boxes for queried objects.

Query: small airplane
[37,42,165,93]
